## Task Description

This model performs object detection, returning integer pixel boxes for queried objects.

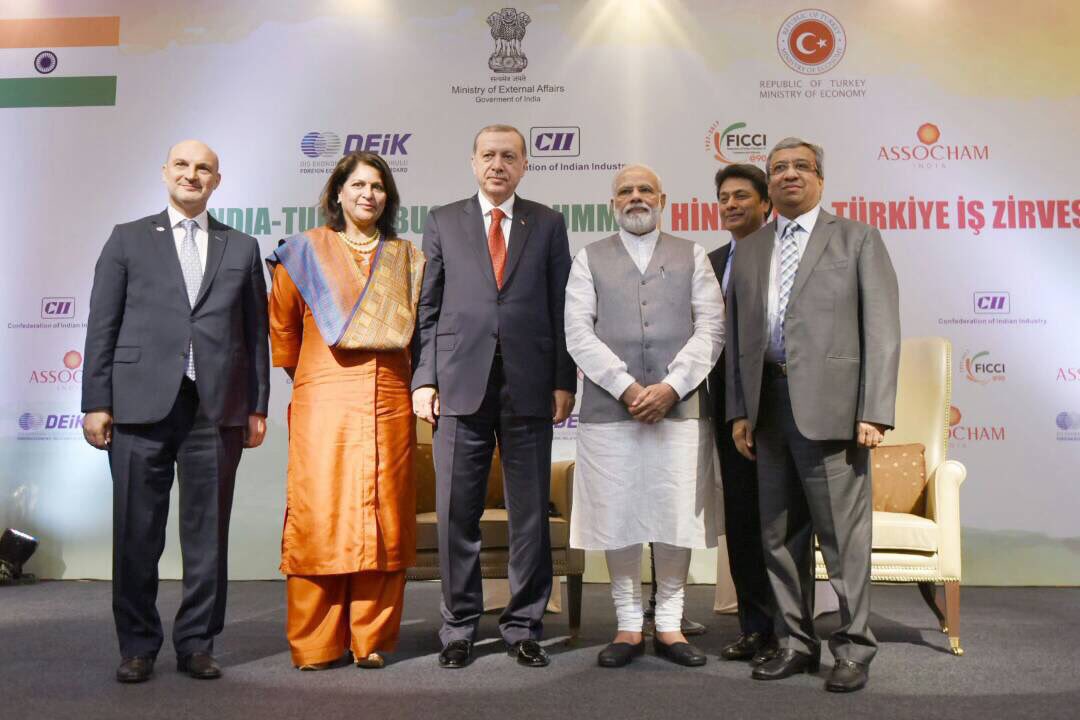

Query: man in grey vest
[565,165,724,669]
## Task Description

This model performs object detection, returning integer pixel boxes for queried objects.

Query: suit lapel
[501,196,532,289]
[148,210,192,309]
[756,220,777,317]
[787,210,835,307]
[193,220,228,309]
[462,196,498,289]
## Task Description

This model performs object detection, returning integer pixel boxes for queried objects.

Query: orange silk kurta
[270,263,416,576]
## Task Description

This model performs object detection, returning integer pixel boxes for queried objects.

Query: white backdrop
[2,1,1078,584]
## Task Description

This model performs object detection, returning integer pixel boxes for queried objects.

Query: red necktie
[488,207,507,288]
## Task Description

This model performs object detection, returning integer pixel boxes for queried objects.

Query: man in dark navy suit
[412,124,575,669]
[83,140,270,683]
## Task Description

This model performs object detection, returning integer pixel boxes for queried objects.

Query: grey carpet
[2,581,1079,719]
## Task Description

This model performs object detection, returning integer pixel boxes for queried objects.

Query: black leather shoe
[751,636,780,666]
[825,658,869,693]
[597,640,645,668]
[751,648,820,680]
[653,637,707,667]
[720,632,764,661]
[681,618,707,636]
[116,656,154,683]
[507,639,550,667]
[438,640,473,668]
[177,652,222,679]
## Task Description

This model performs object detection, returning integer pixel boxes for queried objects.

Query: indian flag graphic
[0,16,118,108]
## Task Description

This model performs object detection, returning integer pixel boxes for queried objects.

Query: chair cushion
[871,443,927,515]
[416,510,570,552]
[872,510,938,553]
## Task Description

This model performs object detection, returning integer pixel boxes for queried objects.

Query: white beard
[616,203,661,235]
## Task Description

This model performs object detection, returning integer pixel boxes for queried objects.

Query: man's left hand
[856,421,887,448]
[552,390,575,424]
[244,414,267,448]
[629,383,678,424]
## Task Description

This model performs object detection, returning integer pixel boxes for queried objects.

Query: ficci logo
[962,350,1005,384]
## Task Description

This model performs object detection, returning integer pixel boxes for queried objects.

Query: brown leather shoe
[177,652,222,679]
[116,656,154,683]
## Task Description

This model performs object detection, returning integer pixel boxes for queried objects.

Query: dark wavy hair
[320,151,400,237]
[714,163,771,213]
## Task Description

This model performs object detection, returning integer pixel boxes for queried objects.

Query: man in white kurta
[565,165,724,668]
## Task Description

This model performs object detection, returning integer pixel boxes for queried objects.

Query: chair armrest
[926,458,966,580]
[549,460,576,520]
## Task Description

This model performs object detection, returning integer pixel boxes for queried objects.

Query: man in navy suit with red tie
[412,124,575,669]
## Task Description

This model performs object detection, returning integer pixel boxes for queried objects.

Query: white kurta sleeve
[564,248,637,400]
[662,243,725,399]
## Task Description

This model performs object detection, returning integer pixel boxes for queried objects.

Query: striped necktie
[776,221,801,352]
[178,218,202,380]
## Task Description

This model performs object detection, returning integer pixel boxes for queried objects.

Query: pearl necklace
[338,230,380,253]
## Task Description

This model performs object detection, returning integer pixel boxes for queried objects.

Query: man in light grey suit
[725,138,899,693]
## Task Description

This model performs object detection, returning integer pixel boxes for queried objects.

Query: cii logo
[300,132,412,158]
[41,297,74,319]
[530,127,579,157]
[973,291,1009,314]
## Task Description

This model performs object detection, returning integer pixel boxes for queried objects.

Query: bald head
[162,139,222,217]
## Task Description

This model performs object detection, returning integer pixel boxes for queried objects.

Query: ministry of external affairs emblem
[487,7,531,73]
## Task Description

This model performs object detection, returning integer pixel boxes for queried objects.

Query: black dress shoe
[681,618,707,636]
[116,656,154,683]
[720,632,764,661]
[825,658,869,693]
[177,652,222,679]
[507,639,550,667]
[597,640,645,668]
[653,637,707,667]
[438,640,473,668]
[751,639,781,666]
[751,648,820,680]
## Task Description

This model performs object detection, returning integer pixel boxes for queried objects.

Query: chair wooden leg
[567,573,583,642]
[944,580,962,656]
[917,582,947,632]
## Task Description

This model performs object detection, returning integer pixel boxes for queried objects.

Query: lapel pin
[155,226,165,232]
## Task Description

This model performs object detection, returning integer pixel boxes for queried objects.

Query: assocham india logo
[28,350,83,385]
[878,124,989,167]
[777,9,846,75]
[962,350,1005,385]
[705,122,767,165]
[948,405,1005,444]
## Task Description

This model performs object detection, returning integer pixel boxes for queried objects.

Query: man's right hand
[619,382,645,409]
[732,418,755,461]
[84,410,114,450]
[412,387,440,425]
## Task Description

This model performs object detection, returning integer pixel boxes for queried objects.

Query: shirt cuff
[604,372,637,401]
[661,370,692,400]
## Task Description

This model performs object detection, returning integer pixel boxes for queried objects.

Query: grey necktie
[178,218,202,380]
[776,221,801,353]
[721,242,735,297]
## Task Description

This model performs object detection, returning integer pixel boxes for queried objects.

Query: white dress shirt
[477,191,514,248]
[765,205,820,362]
[167,204,210,273]
[564,229,724,551]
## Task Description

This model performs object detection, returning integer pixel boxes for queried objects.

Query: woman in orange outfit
[267,151,425,670]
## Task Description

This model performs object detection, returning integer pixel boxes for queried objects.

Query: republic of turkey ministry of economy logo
[777,9,846,75]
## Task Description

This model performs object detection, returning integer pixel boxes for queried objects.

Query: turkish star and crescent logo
[777,10,846,75]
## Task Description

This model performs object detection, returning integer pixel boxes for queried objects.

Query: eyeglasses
[769,161,819,176]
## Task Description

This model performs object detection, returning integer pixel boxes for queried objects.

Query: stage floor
[3,581,1079,719]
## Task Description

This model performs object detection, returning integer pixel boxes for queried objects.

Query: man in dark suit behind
[412,124,576,669]
[707,164,776,665]
[82,140,270,683]
[726,138,899,692]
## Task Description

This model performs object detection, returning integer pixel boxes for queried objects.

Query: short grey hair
[472,124,527,155]
[611,163,663,195]
[766,137,824,179]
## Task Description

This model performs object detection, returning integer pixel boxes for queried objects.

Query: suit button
[641,300,648,306]
[644,322,649,327]
[491,333,498,339]
[640,280,646,286]
[646,367,652,373]
[644,343,651,349]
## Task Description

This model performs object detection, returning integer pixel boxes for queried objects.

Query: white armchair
[815,336,968,655]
